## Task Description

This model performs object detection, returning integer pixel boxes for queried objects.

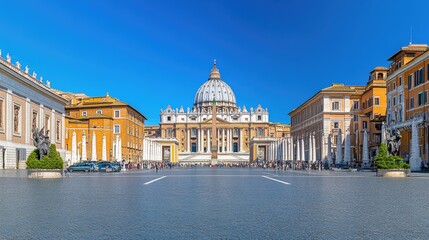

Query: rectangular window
[114,124,120,134]
[0,99,3,129]
[82,111,87,117]
[167,116,171,121]
[257,115,262,121]
[374,97,380,105]
[353,115,358,121]
[393,97,396,106]
[96,110,102,114]
[393,83,396,89]
[363,121,367,129]
[56,120,60,141]
[418,92,423,106]
[114,110,120,118]
[32,111,38,130]
[332,101,339,110]
[333,122,339,129]
[353,101,359,110]
[399,94,403,104]
[410,97,414,109]
[408,74,412,89]
[45,115,50,131]
[399,77,402,86]
[13,104,21,134]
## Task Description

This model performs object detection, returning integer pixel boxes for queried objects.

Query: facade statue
[25,65,29,74]
[32,127,51,159]
[386,129,401,156]
[6,53,11,63]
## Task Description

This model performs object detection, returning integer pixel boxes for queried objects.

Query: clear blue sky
[0,0,428,125]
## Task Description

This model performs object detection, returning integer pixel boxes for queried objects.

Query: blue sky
[0,0,428,125]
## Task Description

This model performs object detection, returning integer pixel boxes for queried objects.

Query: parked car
[97,161,122,172]
[68,162,98,172]
[97,162,115,172]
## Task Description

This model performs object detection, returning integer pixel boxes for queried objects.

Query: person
[155,164,159,174]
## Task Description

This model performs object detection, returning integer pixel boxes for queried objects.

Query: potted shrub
[375,143,410,177]
[27,144,64,178]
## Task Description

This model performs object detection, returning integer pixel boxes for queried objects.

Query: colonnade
[186,128,243,153]
[292,132,325,164]
[266,137,294,162]
[143,138,162,162]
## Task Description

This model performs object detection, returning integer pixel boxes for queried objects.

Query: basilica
[146,61,290,163]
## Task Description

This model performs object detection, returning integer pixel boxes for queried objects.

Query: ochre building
[64,93,146,164]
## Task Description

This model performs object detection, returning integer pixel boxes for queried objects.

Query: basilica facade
[149,61,290,163]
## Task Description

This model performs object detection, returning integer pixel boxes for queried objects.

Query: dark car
[97,162,115,172]
[68,162,98,172]
[97,161,121,172]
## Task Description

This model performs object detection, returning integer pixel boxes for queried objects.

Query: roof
[66,93,147,120]
[388,44,429,61]
[289,83,365,116]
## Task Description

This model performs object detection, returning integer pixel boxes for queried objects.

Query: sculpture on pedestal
[32,127,51,160]
[386,129,401,156]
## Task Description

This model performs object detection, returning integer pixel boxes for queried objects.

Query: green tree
[375,143,409,169]
[26,144,64,169]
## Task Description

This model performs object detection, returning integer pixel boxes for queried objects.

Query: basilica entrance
[162,146,171,163]
[257,146,266,161]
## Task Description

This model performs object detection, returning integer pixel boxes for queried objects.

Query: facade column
[296,137,300,161]
[198,128,202,152]
[207,129,210,153]
[226,128,230,152]
[187,128,190,152]
[239,129,243,152]
[312,133,316,163]
[6,90,12,141]
[320,134,325,165]
[222,128,225,153]
[290,137,294,161]
[301,136,305,162]
[81,132,87,161]
[309,134,313,163]
[410,121,422,171]
[25,98,30,144]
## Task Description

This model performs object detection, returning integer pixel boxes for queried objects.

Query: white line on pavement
[262,175,291,185]
[144,176,167,185]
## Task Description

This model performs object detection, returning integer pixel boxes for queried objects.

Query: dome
[193,60,237,110]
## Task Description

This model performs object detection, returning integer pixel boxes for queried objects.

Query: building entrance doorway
[257,146,266,161]
[162,146,171,163]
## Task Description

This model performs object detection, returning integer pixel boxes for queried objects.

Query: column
[222,128,225,152]
[313,134,317,163]
[25,98,30,144]
[187,128,191,152]
[61,113,65,151]
[296,137,300,161]
[226,128,230,152]
[309,134,313,163]
[198,128,201,152]
[410,121,422,171]
[51,109,55,142]
[207,129,210,153]
[239,129,243,152]
[6,90,12,141]
[301,137,305,162]
[290,137,294,161]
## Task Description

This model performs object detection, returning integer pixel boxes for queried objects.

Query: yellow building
[385,43,429,170]
[64,93,146,164]
[350,67,387,165]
